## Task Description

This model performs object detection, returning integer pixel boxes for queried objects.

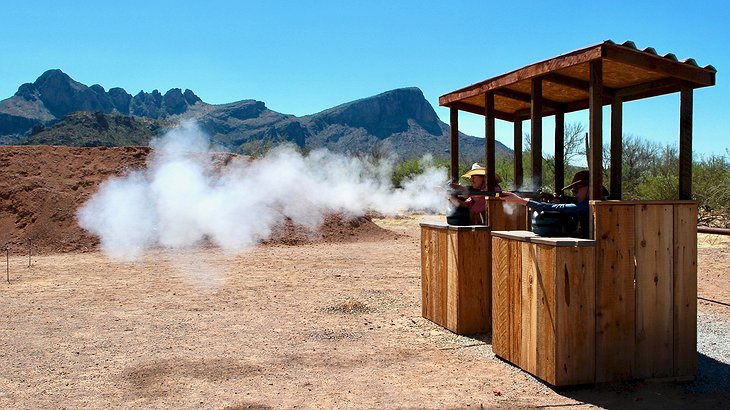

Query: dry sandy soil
[1,146,729,409]
[0,216,728,409]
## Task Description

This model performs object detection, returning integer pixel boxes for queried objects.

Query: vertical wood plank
[535,244,556,385]
[521,242,538,374]
[421,226,432,320]
[634,204,674,379]
[510,239,523,367]
[446,230,459,331]
[487,198,505,231]
[555,246,596,385]
[456,230,490,334]
[435,229,448,326]
[487,198,528,231]
[492,236,512,360]
[594,204,636,382]
[484,233,493,332]
[673,203,698,377]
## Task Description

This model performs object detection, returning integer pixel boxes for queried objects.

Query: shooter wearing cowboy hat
[448,163,503,225]
[501,170,593,237]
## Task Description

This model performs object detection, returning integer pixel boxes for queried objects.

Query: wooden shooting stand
[421,198,527,334]
[422,40,715,386]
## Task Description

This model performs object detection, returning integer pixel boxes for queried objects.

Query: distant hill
[0,69,511,160]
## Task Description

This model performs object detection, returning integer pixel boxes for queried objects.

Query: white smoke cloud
[77,121,448,262]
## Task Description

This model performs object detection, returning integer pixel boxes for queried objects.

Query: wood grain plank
[510,239,524,368]
[487,198,528,231]
[535,244,556,384]
[435,229,448,326]
[446,230,459,331]
[555,246,596,385]
[634,204,674,379]
[521,242,538,374]
[673,203,698,377]
[492,236,512,360]
[594,204,636,382]
[421,226,432,320]
[457,230,490,334]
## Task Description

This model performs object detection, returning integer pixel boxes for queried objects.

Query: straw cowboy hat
[462,163,502,183]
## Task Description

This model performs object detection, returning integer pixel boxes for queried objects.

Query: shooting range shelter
[421,40,716,385]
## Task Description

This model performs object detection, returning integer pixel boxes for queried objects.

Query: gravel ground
[687,310,730,394]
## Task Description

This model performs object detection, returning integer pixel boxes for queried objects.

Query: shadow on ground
[552,353,730,409]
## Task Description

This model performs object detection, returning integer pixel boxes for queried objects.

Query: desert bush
[693,153,730,226]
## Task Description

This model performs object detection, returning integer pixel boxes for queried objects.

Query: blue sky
[1,0,727,158]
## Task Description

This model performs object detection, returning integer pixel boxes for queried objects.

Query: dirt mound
[264,214,399,246]
[0,145,399,254]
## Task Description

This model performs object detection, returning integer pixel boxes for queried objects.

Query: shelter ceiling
[441,40,716,121]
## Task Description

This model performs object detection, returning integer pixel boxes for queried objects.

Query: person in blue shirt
[501,170,591,237]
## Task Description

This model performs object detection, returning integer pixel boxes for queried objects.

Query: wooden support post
[531,78,543,191]
[514,119,523,189]
[450,106,459,183]
[589,60,603,201]
[679,85,693,200]
[485,92,497,191]
[610,96,623,199]
[554,111,565,192]
[588,60,603,239]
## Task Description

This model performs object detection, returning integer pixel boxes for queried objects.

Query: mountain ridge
[0,69,511,160]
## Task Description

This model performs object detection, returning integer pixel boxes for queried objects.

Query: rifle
[447,189,535,198]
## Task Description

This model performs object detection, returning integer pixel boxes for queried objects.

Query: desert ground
[0,215,728,409]
[1,146,729,409]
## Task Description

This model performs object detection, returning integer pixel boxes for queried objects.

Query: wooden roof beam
[543,73,589,91]
[615,77,684,102]
[543,73,617,97]
[514,106,560,121]
[494,88,566,111]
[450,101,516,122]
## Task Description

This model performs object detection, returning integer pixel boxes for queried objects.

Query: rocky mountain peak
[315,87,441,138]
[1,70,509,161]
[6,70,202,121]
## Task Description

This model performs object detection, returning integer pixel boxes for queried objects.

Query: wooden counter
[420,200,528,334]
[489,201,698,386]
[491,230,596,386]
[420,222,491,334]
